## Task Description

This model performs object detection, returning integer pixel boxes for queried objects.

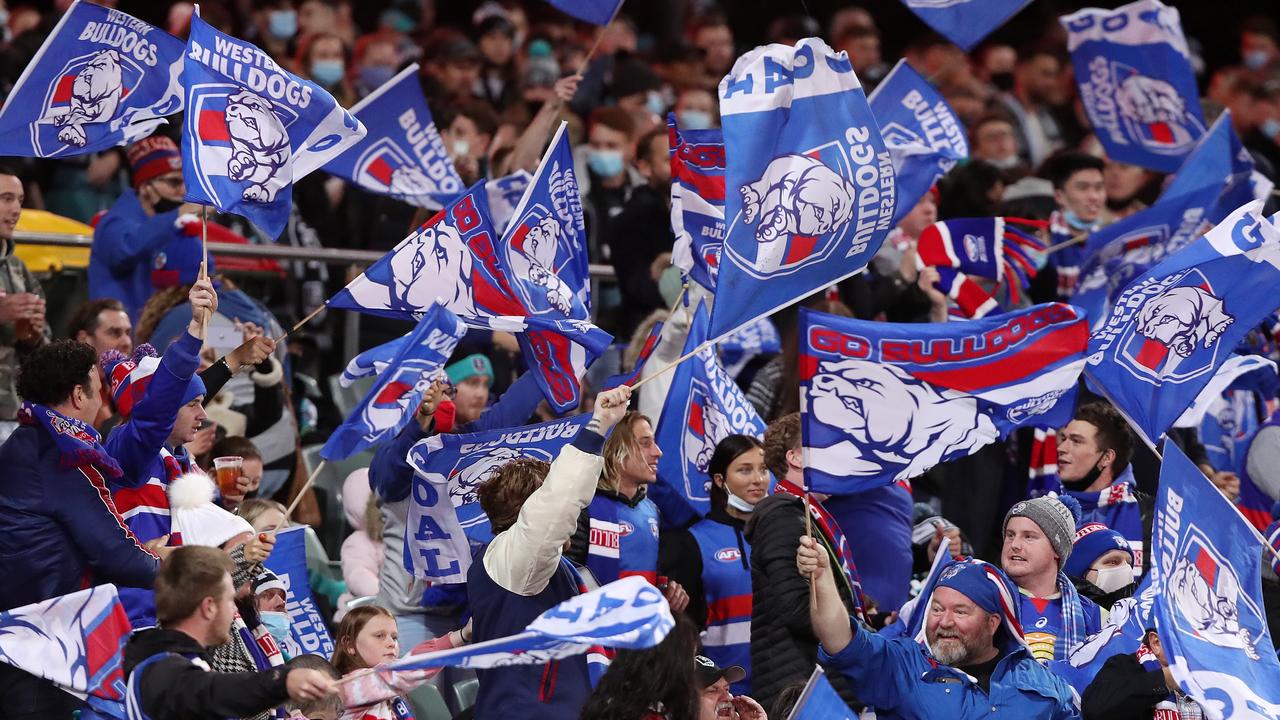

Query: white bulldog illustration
[448,448,526,507]
[1136,286,1233,359]
[360,365,435,439]
[389,164,432,198]
[683,395,727,477]
[224,90,289,202]
[55,49,125,147]
[1170,552,1260,660]
[806,358,997,481]
[740,154,857,272]
[513,215,574,315]
[1116,74,1186,129]
[390,221,475,316]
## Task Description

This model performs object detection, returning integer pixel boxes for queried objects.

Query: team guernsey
[1017,588,1104,663]
[586,492,661,585]
[688,517,753,695]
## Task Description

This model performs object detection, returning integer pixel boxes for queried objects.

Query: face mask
[259,610,291,646]
[153,197,182,214]
[645,91,667,116]
[310,59,344,87]
[988,154,1021,169]
[678,109,713,130]
[1244,50,1271,71]
[1091,565,1133,594]
[267,10,297,40]
[451,139,471,158]
[1262,117,1280,142]
[587,148,625,178]
[990,71,1015,92]
[726,491,756,513]
[359,65,395,90]
[1063,209,1094,232]
[1062,459,1105,492]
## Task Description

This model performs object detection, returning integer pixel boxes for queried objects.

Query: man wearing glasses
[89,133,208,321]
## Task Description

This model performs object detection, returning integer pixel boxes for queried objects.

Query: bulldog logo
[739,152,857,274]
[1119,270,1233,385]
[360,362,437,441]
[446,447,534,507]
[224,90,290,203]
[53,49,125,147]
[355,138,445,200]
[1169,529,1263,660]
[506,209,576,316]
[679,376,730,503]
[1112,64,1203,155]
[805,358,997,481]
[389,220,475,316]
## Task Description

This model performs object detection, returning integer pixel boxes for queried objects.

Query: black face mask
[153,197,182,214]
[991,71,1015,92]
[1062,459,1105,492]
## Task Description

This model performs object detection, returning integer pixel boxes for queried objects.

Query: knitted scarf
[19,402,122,477]
[776,479,867,617]
[1056,571,1089,662]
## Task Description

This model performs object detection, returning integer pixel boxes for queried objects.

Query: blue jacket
[0,423,159,612]
[89,190,185,321]
[820,621,1080,719]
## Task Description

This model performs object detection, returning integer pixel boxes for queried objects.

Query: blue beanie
[1063,522,1133,579]
[936,560,1009,616]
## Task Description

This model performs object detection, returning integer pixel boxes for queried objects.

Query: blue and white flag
[0,1,184,158]
[668,115,726,292]
[500,121,591,316]
[867,60,967,227]
[1174,354,1276,429]
[406,414,591,559]
[261,527,335,657]
[324,63,462,207]
[340,337,403,387]
[718,317,780,380]
[488,171,532,234]
[655,302,767,515]
[544,0,624,25]
[181,12,365,238]
[714,37,896,340]
[800,304,1088,494]
[1152,442,1280,719]
[1085,201,1280,449]
[1062,0,1204,173]
[786,667,856,720]
[321,303,465,461]
[899,0,1033,51]
[603,320,664,390]
[1049,590,1153,693]
[0,584,131,719]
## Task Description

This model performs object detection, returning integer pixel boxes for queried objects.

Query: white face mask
[1091,564,1133,594]
[725,491,756,513]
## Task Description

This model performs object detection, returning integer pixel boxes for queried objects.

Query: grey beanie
[1003,496,1078,569]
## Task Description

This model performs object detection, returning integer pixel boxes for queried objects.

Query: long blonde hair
[600,412,651,492]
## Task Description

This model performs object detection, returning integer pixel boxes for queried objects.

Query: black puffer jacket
[744,493,860,712]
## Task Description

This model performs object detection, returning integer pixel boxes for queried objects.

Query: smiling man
[0,163,50,443]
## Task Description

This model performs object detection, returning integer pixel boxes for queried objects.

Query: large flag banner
[668,115,726,291]
[1049,591,1153,692]
[898,0,1033,51]
[406,413,591,563]
[713,37,896,340]
[655,302,768,514]
[800,304,1088,493]
[1085,201,1280,449]
[342,576,672,707]
[324,63,462,207]
[262,527,336,657]
[915,217,1045,317]
[181,13,365,238]
[1152,443,1280,719]
[500,121,591,315]
[866,60,967,227]
[0,585,131,717]
[488,171,532,234]
[0,1,184,157]
[321,304,465,461]
[545,0,624,25]
[785,667,856,720]
[1062,0,1204,172]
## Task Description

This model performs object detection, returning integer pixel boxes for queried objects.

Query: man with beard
[801,544,1078,718]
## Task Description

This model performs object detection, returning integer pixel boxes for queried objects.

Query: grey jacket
[0,239,50,419]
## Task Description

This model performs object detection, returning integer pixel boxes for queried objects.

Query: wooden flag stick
[1042,231,1089,254]
[199,206,210,339]
[628,338,712,392]
[273,302,328,345]
[285,460,326,518]
[804,491,818,614]
[573,1,626,77]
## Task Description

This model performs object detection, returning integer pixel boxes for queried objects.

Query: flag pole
[628,338,712,392]
[573,1,626,77]
[285,460,326,518]
[199,206,210,339]
[804,491,818,614]
[273,302,328,345]
[1042,231,1089,255]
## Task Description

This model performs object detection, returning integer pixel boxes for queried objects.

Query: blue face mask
[1063,209,1095,231]
[1262,117,1280,142]
[645,91,667,116]
[678,109,713,130]
[1244,50,1272,71]
[587,148,625,178]
[259,610,291,646]
[267,10,297,40]
[311,59,345,87]
[359,65,395,91]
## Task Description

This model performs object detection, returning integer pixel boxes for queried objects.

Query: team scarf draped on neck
[776,479,867,618]
[19,401,122,477]
[1054,571,1089,662]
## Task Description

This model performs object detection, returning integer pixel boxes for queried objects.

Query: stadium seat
[406,682,452,720]
[451,678,478,713]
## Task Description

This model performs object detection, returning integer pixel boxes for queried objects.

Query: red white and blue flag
[799,303,1087,494]
[915,217,1046,318]
[668,114,725,292]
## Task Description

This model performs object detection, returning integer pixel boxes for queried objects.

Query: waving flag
[655,303,768,514]
[1085,201,1280,449]
[1062,0,1204,173]
[500,121,591,315]
[321,304,465,461]
[1152,442,1280,719]
[262,527,335,657]
[867,60,967,227]
[0,2,184,158]
[668,115,726,291]
[916,217,1047,317]
[786,667,857,720]
[181,13,365,238]
[406,414,591,559]
[602,320,664,390]
[1049,589,1154,692]
[0,585,131,718]
[340,337,403,387]
[487,171,532,234]
[718,317,780,380]
[800,304,1087,494]
[713,37,896,341]
[1174,355,1276,429]
[899,0,1033,51]
[324,64,462,207]
[544,0,624,25]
